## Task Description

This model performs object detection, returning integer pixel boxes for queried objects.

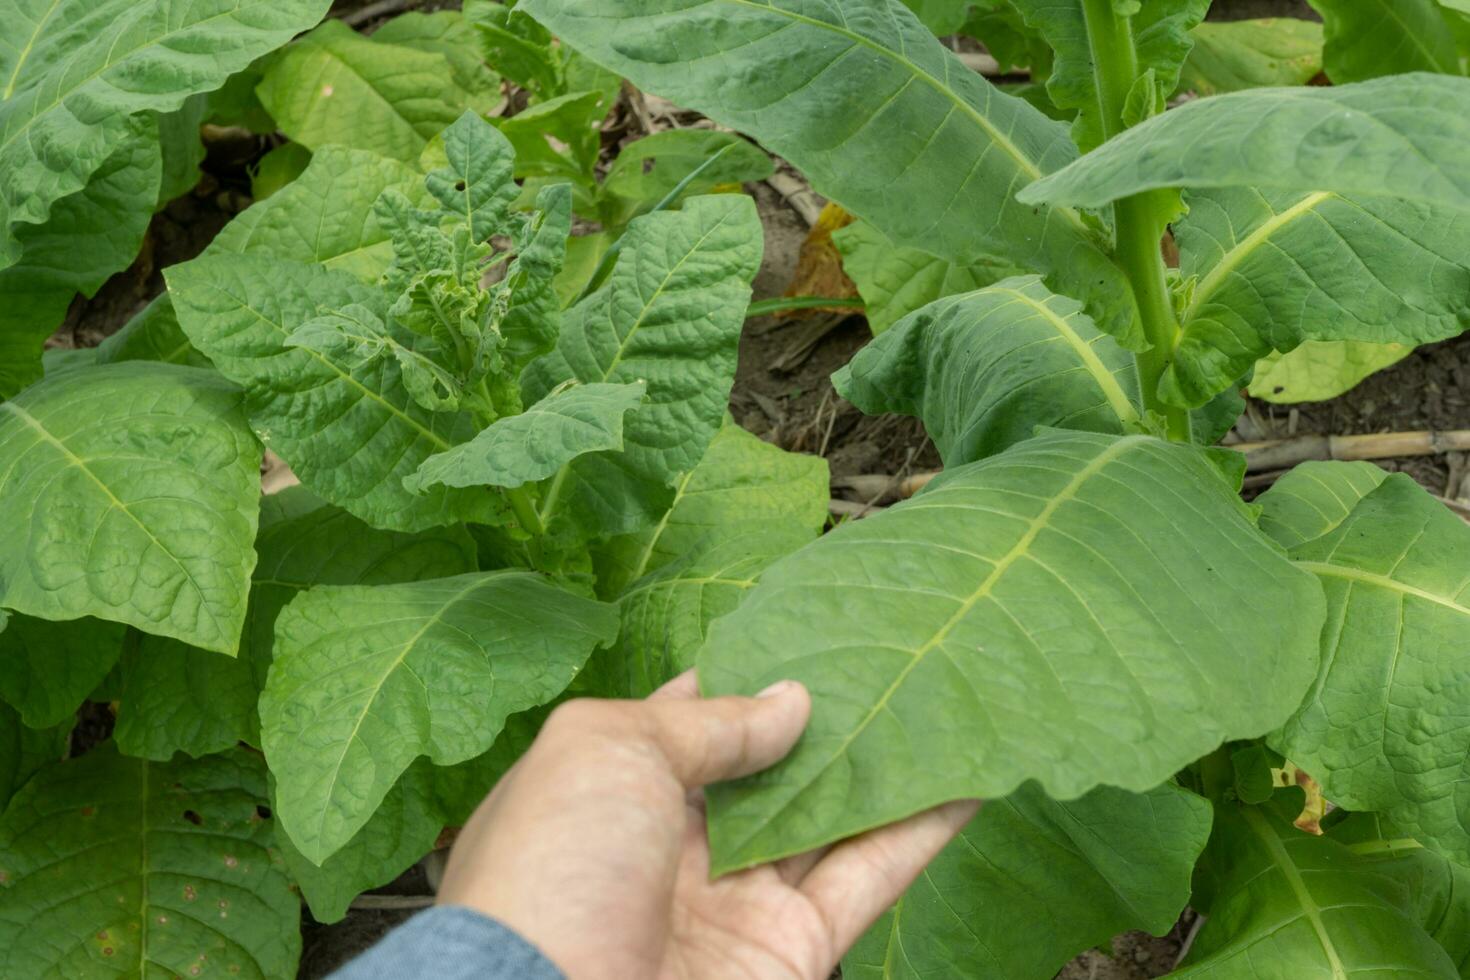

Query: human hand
[436,671,978,979]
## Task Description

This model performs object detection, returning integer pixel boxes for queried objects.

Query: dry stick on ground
[349,895,436,911]
[765,171,824,227]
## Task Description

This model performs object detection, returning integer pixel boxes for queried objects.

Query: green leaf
[595,420,831,596]
[166,254,498,532]
[261,570,618,864]
[409,381,647,493]
[520,0,1140,343]
[0,363,261,654]
[0,0,331,269]
[1178,794,1463,977]
[0,122,159,397]
[257,19,471,162]
[1165,186,1470,407]
[1307,0,1461,82]
[216,145,433,280]
[0,701,67,810]
[699,430,1325,872]
[155,95,208,207]
[463,0,562,97]
[248,141,312,201]
[0,744,301,979]
[426,111,519,242]
[835,278,1144,465]
[832,220,1022,335]
[1262,474,1470,866]
[1179,19,1325,95]
[501,183,573,372]
[1255,459,1388,549]
[1019,74,1470,213]
[114,488,478,761]
[0,616,125,728]
[525,195,763,539]
[493,89,604,184]
[845,781,1212,980]
[1249,341,1412,405]
[95,293,211,369]
[902,0,975,35]
[599,130,775,227]
[369,11,503,112]
[1010,0,1210,151]
[612,522,817,697]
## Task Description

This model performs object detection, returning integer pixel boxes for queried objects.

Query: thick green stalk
[505,486,545,566]
[1080,0,1192,441]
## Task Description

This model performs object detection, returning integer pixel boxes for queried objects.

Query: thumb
[637,680,811,788]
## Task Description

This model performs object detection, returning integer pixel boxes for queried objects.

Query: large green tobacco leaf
[1255,460,1387,549]
[369,11,503,112]
[0,616,125,727]
[596,421,831,596]
[257,19,473,162]
[832,220,1020,335]
[612,522,817,698]
[1179,18,1325,95]
[520,0,1139,343]
[1011,0,1210,151]
[1165,186,1470,407]
[114,488,478,761]
[1307,0,1461,82]
[262,571,618,864]
[167,255,497,532]
[0,0,330,269]
[1260,473,1470,865]
[846,781,1212,980]
[96,294,212,369]
[699,430,1324,872]
[1178,794,1463,977]
[0,701,67,810]
[1019,74,1470,213]
[428,111,519,243]
[835,278,1143,465]
[0,744,301,977]
[0,122,158,397]
[598,130,775,228]
[1250,341,1411,405]
[408,382,647,493]
[525,195,763,539]
[0,363,260,654]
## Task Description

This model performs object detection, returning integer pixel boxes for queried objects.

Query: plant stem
[1079,0,1192,442]
[746,295,865,318]
[504,486,546,566]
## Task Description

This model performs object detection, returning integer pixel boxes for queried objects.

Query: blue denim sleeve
[330,905,565,980]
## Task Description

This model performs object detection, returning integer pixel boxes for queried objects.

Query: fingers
[543,678,811,790]
[800,799,980,954]
[638,680,812,788]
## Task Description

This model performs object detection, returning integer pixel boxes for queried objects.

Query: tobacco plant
[521,0,1470,974]
[0,105,829,971]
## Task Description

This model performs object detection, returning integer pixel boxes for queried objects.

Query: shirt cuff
[330,904,565,980]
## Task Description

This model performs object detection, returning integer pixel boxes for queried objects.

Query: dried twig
[765,171,824,226]
[342,0,422,27]
[348,894,436,911]
[1235,430,1470,471]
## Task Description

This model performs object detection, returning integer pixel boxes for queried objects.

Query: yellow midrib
[1298,561,1470,617]
[1,0,66,100]
[1242,806,1348,978]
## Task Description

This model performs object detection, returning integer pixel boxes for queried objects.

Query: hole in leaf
[642,157,656,175]
[455,180,467,192]
[182,810,202,825]
[255,804,272,820]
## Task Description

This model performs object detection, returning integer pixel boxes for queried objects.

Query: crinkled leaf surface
[524,195,762,539]
[0,701,67,810]
[1179,18,1325,95]
[1166,186,1470,407]
[0,744,301,979]
[1178,794,1462,977]
[257,19,470,161]
[1255,460,1388,550]
[1020,74,1470,214]
[520,0,1139,342]
[0,363,260,654]
[846,781,1212,980]
[114,488,477,761]
[1307,0,1461,82]
[0,0,330,268]
[167,254,497,532]
[1250,341,1412,405]
[613,522,817,698]
[832,220,1021,335]
[699,430,1324,871]
[1010,0,1210,151]
[408,381,646,493]
[0,616,125,728]
[262,571,618,863]
[0,120,159,397]
[835,278,1143,465]
[596,420,830,597]
[426,111,518,243]
[1260,473,1470,866]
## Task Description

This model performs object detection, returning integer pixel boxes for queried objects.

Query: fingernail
[757,680,799,699]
